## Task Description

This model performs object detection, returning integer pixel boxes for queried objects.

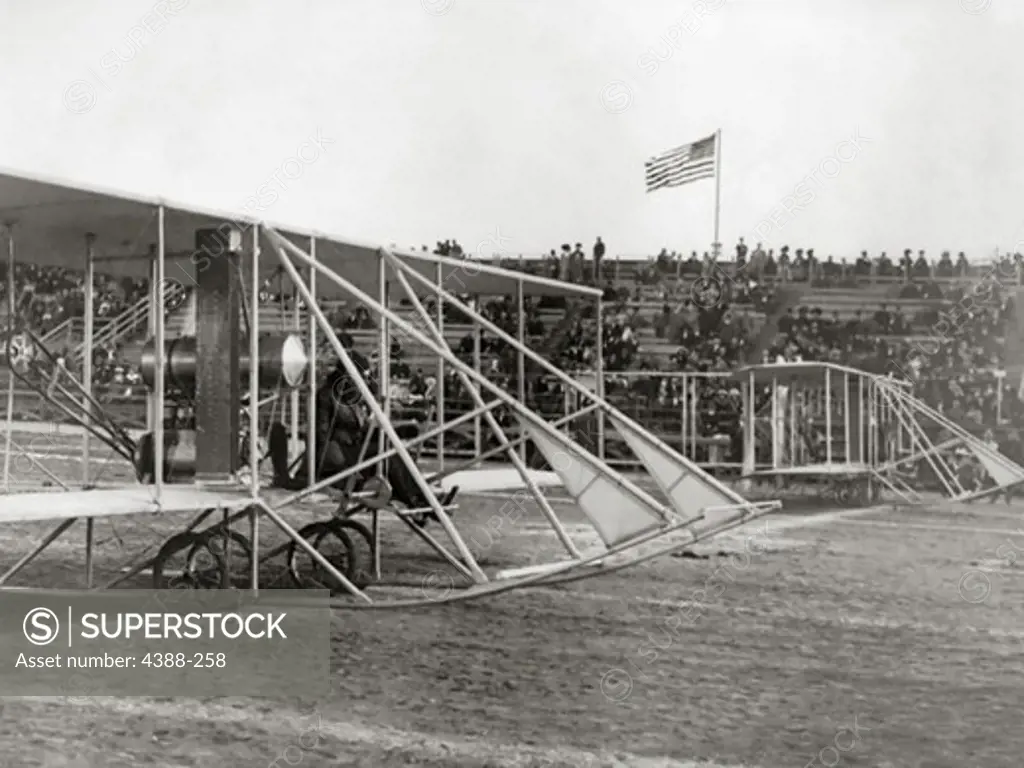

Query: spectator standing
[749,242,766,276]
[593,237,605,283]
[571,243,585,281]
[546,249,559,278]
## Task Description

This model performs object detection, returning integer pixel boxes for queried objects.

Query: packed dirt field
[1,428,1023,766]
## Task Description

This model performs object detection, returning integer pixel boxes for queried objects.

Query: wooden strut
[375,243,751,509]
[383,250,583,561]
[262,231,784,589]
[268,231,678,524]
[265,229,491,585]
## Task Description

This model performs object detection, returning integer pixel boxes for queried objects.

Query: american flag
[644,133,717,193]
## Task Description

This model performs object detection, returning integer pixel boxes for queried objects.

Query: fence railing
[576,370,743,469]
[39,316,78,345]
[70,280,187,362]
[9,356,1010,475]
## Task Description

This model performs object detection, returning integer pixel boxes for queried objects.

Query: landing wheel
[152,529,254,589]
[152,532,202,589]
[833,480,852,506]
[286,521,359,593]
[865,478,879,505]
[840,478,873,507]
[846,478,867,507]
[185,529,254,589]
[334,518,375,588]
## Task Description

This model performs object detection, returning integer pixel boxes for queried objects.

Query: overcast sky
[0,0,1020,261]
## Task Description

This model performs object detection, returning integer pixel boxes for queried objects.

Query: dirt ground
[1,431,1023,766]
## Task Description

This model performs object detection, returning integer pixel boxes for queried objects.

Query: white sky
[0,0,1020,261]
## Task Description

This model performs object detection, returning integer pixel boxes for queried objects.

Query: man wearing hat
[268,331,373,488]
[270,332,451,516]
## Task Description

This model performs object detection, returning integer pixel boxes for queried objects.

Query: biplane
[0,167,779,607]
[734,361,1024,505]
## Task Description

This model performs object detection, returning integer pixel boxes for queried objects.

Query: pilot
[270,336,455,518]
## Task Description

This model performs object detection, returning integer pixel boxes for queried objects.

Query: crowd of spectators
[4,263,149,337]
[558,241,1021,463]
[346,236,1018,475]
[392,237,1019,467]
[0,264,149,398]
[627,241,1015,288]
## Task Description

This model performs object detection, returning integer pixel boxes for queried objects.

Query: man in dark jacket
[271,336,451,515]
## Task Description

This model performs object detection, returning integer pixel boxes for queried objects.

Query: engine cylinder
[140,333,307,392]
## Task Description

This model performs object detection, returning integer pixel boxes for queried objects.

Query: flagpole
[712,128,722,262]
